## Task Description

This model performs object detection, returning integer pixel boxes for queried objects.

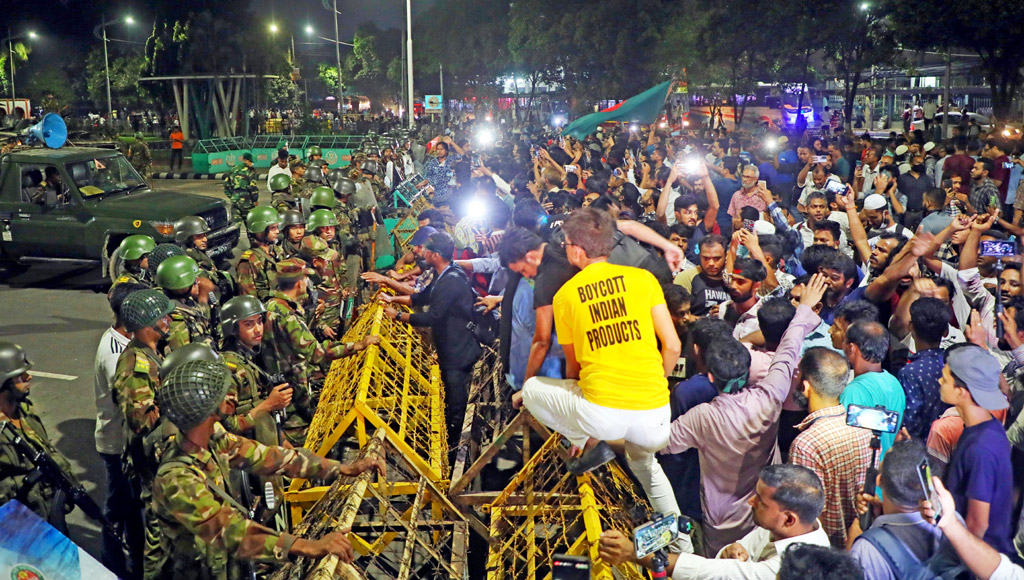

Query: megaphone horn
[25,113,68,149]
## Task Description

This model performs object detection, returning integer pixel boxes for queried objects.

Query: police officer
[128,132,152,179]
[110,234,156,297]
[262,259,379,446]
[111,289,176,579]
[151,359,383,580]
[154,255,212,353]
[278,210,307,259]
[219,296,292,445]
[174,215,234,302]
[0,342,78,527]
[269,173,296,214]
[236,206,283,302]
[224,153,259,226]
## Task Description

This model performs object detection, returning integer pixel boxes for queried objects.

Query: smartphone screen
[743,219,756,233]
[757,180,767,190]
[633,514,678,559]
[916,458,942,519]
[846,404,900,433]
[551,555,590,580]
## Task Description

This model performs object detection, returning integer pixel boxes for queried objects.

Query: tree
[0,42,31,97]
[86,49,148,109]
[891,0,1024,121]
[818,1,900,130]
[416,0,510,97]
[342,24,403,109]
[22,66,75,114]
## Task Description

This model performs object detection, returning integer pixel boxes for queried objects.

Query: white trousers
[522,376,682,524]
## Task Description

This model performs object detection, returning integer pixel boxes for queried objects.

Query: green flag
[562,81,673,140]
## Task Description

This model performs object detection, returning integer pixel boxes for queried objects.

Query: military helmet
[220,295,267,338]
[331,176,356,197]
[269,173,292,192]
[147,244,187,278]
[135,132,144,141]
[0,342,33,382]
[173,216,210,244]
[307,145,323,157]
[155,255,200,291]
[303,165,324,183]
[327,168,346,184]
[280,209,306,229]
[307,209,339,231]
[118,235,156,261]
[121,289,175,332]
[360,160,379,174]
[159,342,219,381]
[310,186,336,209]
[245,206,281,234]
[157,360,232,431]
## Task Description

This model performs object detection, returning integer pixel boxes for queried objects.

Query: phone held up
[846,404,900,433]
[917,458,942,521]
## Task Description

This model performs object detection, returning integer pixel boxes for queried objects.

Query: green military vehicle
[0,146,240,278]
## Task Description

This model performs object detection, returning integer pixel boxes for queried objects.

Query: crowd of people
[3,109,1024,580]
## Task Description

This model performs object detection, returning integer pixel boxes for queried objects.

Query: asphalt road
[0,178,250,565]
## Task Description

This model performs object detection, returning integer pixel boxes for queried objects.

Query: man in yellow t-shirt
[514,208,683,524]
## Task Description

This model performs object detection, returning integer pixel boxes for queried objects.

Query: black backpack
[448,266,499,346]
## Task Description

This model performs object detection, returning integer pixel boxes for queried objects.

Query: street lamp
[269,23,279,34]
[305,25,314,35]
[860,2,870,10]
[3,29,36,107]
[94,15,133,122]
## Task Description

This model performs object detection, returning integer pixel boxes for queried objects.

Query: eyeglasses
[560,240,578,249]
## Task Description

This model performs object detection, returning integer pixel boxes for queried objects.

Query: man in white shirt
[266,148,291,190]
[94,282,143,575]
[599,464,830,580]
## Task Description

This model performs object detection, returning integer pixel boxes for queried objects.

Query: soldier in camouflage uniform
[154,255,213,354]
[224,153,259,226]
[329,175,365,296]
[152,359,383,580]
[128,132,153,180]
[146,243,187,281]
[262,259,379,446]
[268,173,297,215]
[298,235,349,340]
[110,234,156,298]
[306,145,327,171]
[110,289,176,580]
[174,215,235,307]
[218,296,292,446]
[0,342,79,527]
[236,207,283,302]
[278,210,306,260]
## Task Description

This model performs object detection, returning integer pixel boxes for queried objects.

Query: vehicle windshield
[67,155,147,198]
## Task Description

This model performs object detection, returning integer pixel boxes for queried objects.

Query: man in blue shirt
[940,344,1013,555]
[897,298,950,439]
[838,321,906,458]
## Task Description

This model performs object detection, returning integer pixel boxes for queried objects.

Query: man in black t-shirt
[689,235,730,316]
[498,228,579,381]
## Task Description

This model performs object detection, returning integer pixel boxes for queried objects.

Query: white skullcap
[923,141,935,152]
[864,194,888,210]
[753,220,776,235]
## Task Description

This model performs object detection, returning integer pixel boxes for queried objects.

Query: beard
[728,288,754,303]
[792,388,809,410]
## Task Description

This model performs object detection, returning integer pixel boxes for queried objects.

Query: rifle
[0,421,127,550]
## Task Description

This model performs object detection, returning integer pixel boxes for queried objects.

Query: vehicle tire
[106,241,125,281]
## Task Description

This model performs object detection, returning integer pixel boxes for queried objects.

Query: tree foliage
[0,42,31,97]
[85,49,149,108]
[890,0,1024,120]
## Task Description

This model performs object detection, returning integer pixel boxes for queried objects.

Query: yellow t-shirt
[553,261,668,410]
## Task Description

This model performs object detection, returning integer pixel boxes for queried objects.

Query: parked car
[912,112,991,138]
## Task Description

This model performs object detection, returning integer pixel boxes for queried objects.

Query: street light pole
[334,0,343,115]
[102,15,112,121]
[7,28,15,104]
[406,0,414,130]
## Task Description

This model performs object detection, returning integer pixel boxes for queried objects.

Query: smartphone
[531,147,539,159]
[633,513,678,560]
[1004,161,1015,169]
[743,219,756,233]
[980,240,1016,258]
[612,167,623,178]
[855,159,863,168]
[825,180,846,195]
[917,458,942,519]
[565,165,577,174]
[813,155,829,164]
[846,404,900,433]
[757,179,767,190]
[942,178,953,190]
[551,554,590,580]
[683,157,701,175]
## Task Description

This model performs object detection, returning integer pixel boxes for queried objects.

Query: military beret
[275,257,315,280]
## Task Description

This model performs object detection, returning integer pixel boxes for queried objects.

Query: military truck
[0,146,239,278]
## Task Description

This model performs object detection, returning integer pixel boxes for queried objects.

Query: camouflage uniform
[129,140,153,179]
[235,245,282,303]
[109,270,151,300]
[271,183,299,214]
[0,401,78,522]
[220,348,280,447]
[111,339,173,580]
[299,236,347,339]
[152,423,343,580]
[224,165,259,226]
[163,296,213,354]
[262,281,355,447]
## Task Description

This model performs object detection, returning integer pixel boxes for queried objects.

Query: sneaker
[565,441,616,475]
